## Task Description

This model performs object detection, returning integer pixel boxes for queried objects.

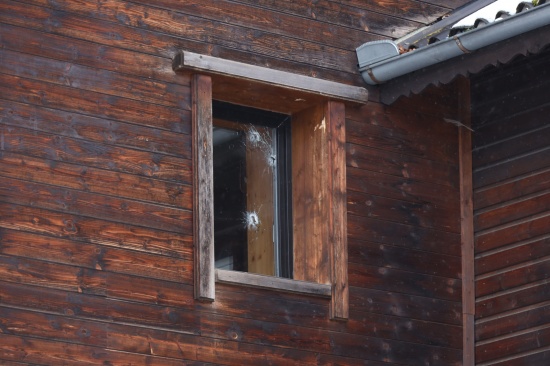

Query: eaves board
[378,24,550,105]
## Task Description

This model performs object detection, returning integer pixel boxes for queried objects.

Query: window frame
[177,50,368,320]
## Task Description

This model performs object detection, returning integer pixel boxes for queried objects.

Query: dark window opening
[212,101,293,278]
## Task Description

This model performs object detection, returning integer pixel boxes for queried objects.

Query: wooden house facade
[0,0,548,365]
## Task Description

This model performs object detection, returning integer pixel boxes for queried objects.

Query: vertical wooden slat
[328,101,349,320]
[458,78,475,365]
[192,74,215,302]
[291,104,330,284]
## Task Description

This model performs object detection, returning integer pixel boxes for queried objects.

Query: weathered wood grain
[472,103,550,149]
[474,190,550,231]
[0,204,189,257]
[0,123,191,183]
[349,263,462,302]
[347,214,461,257]
[474,167,550,210]
[0,151,189,207]
[241,0,450,24]
[347,167,460,212]
[476,235,550,275]
[346,105,459,164]
[347,143,458,189]
[475,213,550,254]
[8,0,361,75]
[476,326,550,364]
[0,280,199,333]
[0,73,189,134]
[476,302,550,341]
[351,286,463,326]
[129,0,421,39]
[0,48,190,110]
[192,74,215,302]
[476,280,550,318]
[348,239,461,279]
[0,99,191,157]
[347,190,460,232]
[0,22,188,86]
[0,332,203,366]
[476,259,550,298]
[0,176,190,233]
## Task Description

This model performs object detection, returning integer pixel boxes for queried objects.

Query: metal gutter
[357,2,550,85]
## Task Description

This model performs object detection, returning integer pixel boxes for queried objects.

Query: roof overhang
[356,2,550,104]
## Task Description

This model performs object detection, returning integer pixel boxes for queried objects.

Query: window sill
[215,269,331,298]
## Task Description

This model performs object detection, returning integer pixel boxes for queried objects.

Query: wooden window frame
[176,51,368,320]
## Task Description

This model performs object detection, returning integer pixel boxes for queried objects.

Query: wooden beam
[458,77,475,365]
[216,269,331,297]
[173,50,368,106]
[327,101,349,321]
[192,74,215,302]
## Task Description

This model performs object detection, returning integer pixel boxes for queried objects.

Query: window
[212,101,293,278]
[174,50,368,320]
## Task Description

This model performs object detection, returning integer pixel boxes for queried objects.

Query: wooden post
[327,101,349,321]
[192,74,215,302]
[458,78,475,365]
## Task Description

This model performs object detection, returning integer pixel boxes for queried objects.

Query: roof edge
[356,2,550,86]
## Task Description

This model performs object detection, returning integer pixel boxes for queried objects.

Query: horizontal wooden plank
[0,253,190,294]
[473,147,550,190]
[476,325,550,363]
[347,143,458,188]
[348,214,461,257]
[0,73,190,134]
[475,213,550,254]
[0,306,321,366]
[308,0,449,23]
[474,190,550,232]
[473,102,550,149]
[211,285,460,348]
[347,167,460,212]
[346,105,459,164]
[0,48,190,109]
[0,151,190,207]
[0,22,188,86]
[199,311,462,365]
[0,99,191,158]
[350,286,462,325]
[0,124,191,183]
[349,263,462,302]
[0,0,360,87]
[475,235,550,275]
[129,0,420,40]
[0,332,203,366]
[349,239,461,279]
[481,349,550,366]
[476,258,550,298]
[473,81,550,126]
[473,121,550,169]
[0,280,199,333]
[476,302,550,341]
[347,190,460,233]
[476,280,550,318]
[0,175,190,233]
[8,0,361,75]
[474,167,550,210]
[0,204,189,257]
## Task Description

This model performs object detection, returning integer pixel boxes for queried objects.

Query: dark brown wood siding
[472,48,550,365]
[0,0,466,364]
